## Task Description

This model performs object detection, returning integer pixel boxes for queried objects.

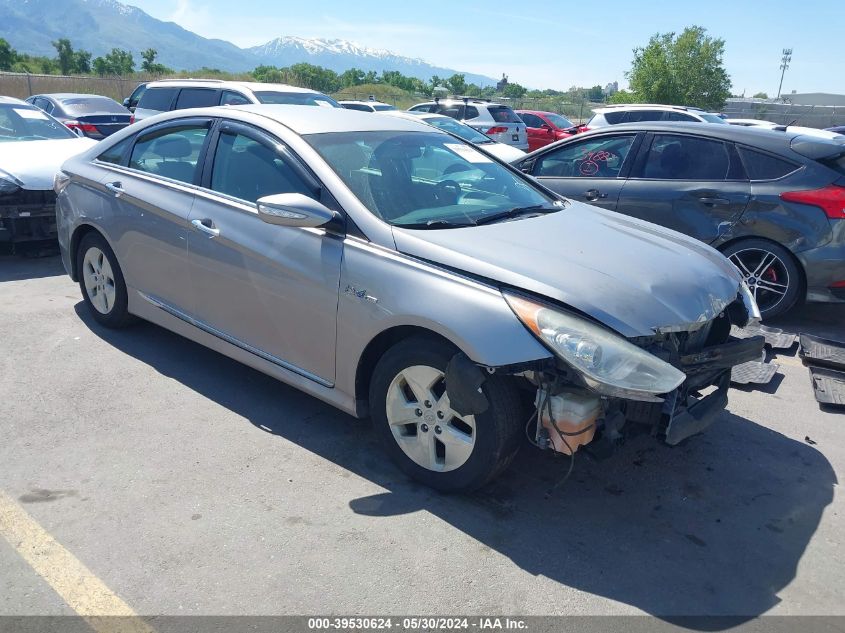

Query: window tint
[603,111,627,124]
[487,106,521,123]
[342,103,373,112]
[129,123,210,184]
[625,110,664,123]
[254,91,339,107]
[138,87,178,112]
[409,104,436,113]
[520,113,543,128]
[665,112,698,122]
[642,134,737,180]
[220,91,250,106]
[210,131,312,203]
[175,89,219,110]
[535,135,636,178]
[97,137,132,165]
[464,106,479,119]
[737,146,799,180]
[438,105,465,120]
[127,84,147,109]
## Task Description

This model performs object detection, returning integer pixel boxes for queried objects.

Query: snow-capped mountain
[0,0,497,86]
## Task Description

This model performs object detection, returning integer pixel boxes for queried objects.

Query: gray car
[55,105,761,492]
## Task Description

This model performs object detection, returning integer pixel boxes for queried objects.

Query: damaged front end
[487,287,763,458]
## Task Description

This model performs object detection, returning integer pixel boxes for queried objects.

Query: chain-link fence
[722,99,845,129]
[0,71,158,102]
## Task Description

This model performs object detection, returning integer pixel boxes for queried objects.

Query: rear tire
[721,239,802,320]
[369,336,524,492]
[77,232,134,328]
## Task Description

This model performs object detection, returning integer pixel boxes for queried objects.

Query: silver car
[409,98,529,150]
[56,105,762,492]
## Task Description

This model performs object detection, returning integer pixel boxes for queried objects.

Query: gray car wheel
[77,232,134,328]
[370,336,524,492]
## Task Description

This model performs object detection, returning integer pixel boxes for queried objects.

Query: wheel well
[355,326,457,412]
[68,224,102,281]
[717,236,807,296]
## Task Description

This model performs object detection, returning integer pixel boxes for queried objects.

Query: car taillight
[129,114,135,124]
[65,121,98,133]
[780,184,845,219]
[487,126,508,134]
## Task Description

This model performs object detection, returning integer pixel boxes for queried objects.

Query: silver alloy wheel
[385,365,476,473]
[728,247,790,314]
[82,246,116,315]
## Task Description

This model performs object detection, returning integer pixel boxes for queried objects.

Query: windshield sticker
[444,143,492,163]
[14,108,50,120]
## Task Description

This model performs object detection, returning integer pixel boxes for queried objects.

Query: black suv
[513,122,845,318]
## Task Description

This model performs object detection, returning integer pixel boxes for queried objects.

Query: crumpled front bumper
[0,189,58,244]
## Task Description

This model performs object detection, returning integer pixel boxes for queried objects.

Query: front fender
[335,238,552,398]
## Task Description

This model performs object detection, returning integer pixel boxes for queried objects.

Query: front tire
[77,232,133,328]
[370,337,524,492]
[721,239,802,320]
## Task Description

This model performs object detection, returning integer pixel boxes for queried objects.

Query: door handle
[584,189,608,201]
[191,218,220,237]
[696,195,731,206]
[105,181,123,197]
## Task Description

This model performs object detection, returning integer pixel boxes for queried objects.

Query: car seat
[150,135,196,183]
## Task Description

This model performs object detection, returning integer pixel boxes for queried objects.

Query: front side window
[520,114,543,128]
[534,135,636,178]
[437,105,465,120]
[641,134,738,180]
[137,87,178,112]
[128,84,147,109]
[220,91,250,106]
[545,113,574,129]
[308,131,556,228]
[175,89,219,110]
[254,91,340,107]
[0,104,76,142]
[409,104,436,113]
[97,137,132,165]
[210,131,312,203]
[341,103,374,112]
[129,123,210,184]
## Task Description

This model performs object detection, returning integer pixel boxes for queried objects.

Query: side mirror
[256,193,335,228]
[72,127,85,137]
[123,98,130,108]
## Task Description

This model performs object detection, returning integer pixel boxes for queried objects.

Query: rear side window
[487,106,520,123]
[823,155,845,176]
[464,106,479,119]
[737,147,800,180]
[438,105,464,120]
[98,137,132,165]
[220,90,250,106]
[642,134,741,180]
[342,103,373,112]
[665,112,698,122]
[137,87,178,112]
[409,104,436,113]
[175,89,219,110]
[626,110,664,123]
[129,123,210,184]
[604,111,627,124]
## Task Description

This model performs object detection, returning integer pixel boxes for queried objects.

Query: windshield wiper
[396,219,476,230]
[474,205,559,226]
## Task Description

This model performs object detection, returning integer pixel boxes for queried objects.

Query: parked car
[583,104,728,132]
[339,100,396,112]
[380,110,524,162]
[123,83,148,112]
[517,110,577,151]
[132,79,340,122]
[56,104,761,492]
[0,97,96,248]
[408,98,528,150]
[726,119,845,140]
[25,93,131,139]
[512,122,845,319]
[826,125,845,135]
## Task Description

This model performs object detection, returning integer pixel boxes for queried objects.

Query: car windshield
[546,113,574,129]
[0,104,76,142]
[307,130,558,228]
[701,113,728,124]
[59,97,127,115]
[422,117,491,144]
[254,91,340,107]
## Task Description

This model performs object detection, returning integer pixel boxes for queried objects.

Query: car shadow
[75,304,836,626]
[0,253,66,282]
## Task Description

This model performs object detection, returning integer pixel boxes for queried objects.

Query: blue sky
[129,0,841,95]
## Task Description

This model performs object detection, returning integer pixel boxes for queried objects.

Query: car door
[616,132,750,243]
[186,120,343,384]
[521,114,549,151]
[97,117,213,315]
[524,133,641,210]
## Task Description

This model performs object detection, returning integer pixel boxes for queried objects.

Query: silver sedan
[56,105,761,492]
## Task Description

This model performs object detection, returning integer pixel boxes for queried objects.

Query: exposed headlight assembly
[505,292,686,402]
[0,170,22,196]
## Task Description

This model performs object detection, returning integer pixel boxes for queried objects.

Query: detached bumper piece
[0,190,58,248]
[809,367,845,407]
[665,373,731,446]
[731,323,797,350]
[799,334,845,371]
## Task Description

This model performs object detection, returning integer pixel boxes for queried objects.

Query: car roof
[0,96,28,105]
[33,93,114,101]
[574,121,845,152]
[516,110,558,116]
[339,100,392,106]
[144,79,322,94]
[594,103,708,113]
[221,104,440,134]
[413,98,507,108]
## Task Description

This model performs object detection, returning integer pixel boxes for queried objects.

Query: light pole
[777,48,792,100]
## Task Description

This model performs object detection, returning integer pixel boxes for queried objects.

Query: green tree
[445,73,467,95]
[503,82,527,98]
[586,85,604,101]
[92,48,134,76]
[140,48,170,75]
[340,68,365,87]
[753,91,769,99]
[252,65,285,83]
[626,25,731,110]
[0,38,15,71]
[52,38,75,75]
[608,89,639,104]
[73,50,91,74]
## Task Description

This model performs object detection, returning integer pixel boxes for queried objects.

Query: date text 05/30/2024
[307,617,528,630]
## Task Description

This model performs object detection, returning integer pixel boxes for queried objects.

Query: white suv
[585,104,727,130]
[409,98,528,150]
[132,79,340,122]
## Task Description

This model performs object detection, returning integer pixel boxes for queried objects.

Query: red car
[516,110,579,151]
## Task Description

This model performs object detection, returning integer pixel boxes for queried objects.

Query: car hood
[0,138,97,190]
[391,203,743,338]
[479,142,524,162]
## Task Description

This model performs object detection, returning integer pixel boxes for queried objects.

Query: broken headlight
[0,171,22,196]
[505,292,686,401]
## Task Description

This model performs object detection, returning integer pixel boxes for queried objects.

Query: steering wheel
[434,179,462,206]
